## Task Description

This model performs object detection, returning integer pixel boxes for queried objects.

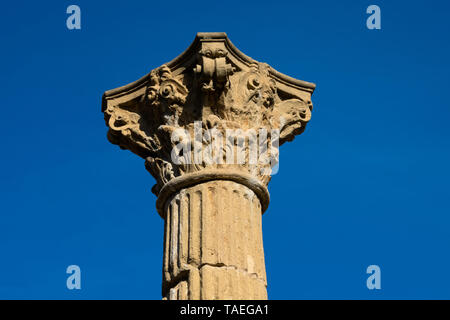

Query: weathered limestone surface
[162,180,266,300]
[102,33,315,299]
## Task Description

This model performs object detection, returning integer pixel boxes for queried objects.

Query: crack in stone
[198,263,267,285]
[164,262,267,296]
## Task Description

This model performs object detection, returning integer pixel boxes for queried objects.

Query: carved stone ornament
[103,33,315,208]
[102,33,316,300]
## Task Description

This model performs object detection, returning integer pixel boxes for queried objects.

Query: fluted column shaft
[162,180,267,300]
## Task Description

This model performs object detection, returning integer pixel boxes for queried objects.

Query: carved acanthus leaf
[102,33,315,194]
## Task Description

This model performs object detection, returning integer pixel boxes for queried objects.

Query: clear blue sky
[1,0,449,299]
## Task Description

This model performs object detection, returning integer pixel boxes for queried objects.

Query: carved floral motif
[102,34,315,195]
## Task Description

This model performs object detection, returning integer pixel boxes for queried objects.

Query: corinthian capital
[102,33,315,215]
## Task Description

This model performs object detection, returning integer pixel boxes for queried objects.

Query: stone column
[161,179,267,300]
[102,33,315,300]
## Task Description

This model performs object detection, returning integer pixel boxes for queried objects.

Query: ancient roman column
[102,33,315,300]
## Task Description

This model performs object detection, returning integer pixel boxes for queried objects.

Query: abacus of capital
[102,33,316,300]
